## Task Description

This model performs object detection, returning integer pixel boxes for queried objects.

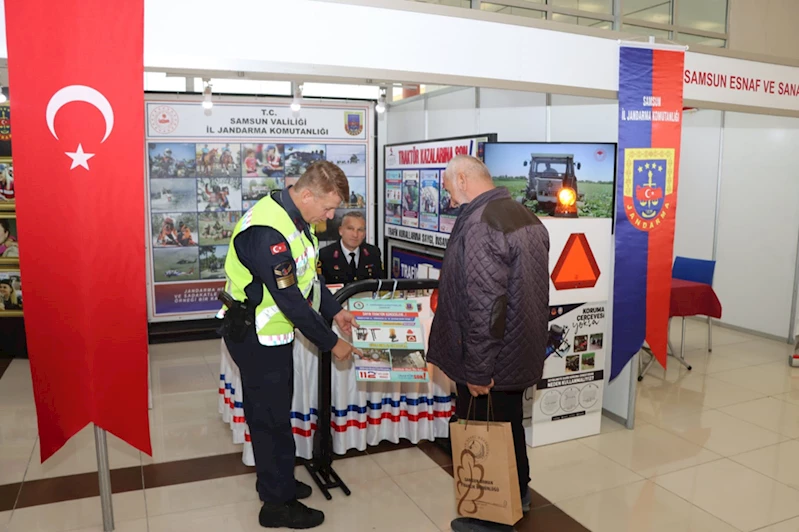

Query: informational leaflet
[401,170,420,228]
[419,170,440,231]
[385,170,402,225]
[349,298,428,383]
[530,301,606,447]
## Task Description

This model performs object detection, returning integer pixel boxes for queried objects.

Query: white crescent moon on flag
[644,188,654,199]
[45,85,114,143]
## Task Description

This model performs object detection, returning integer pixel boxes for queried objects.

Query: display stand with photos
[383,134,496,252]
[144,95,375,322]
[482,141,616,447]
[0,157,22,318]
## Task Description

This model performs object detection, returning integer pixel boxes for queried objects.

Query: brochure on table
[383,134,495,249]
[144,96,374,322]
[349,298,428,383]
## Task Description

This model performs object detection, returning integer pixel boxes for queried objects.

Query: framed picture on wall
[0,269,22,317]
[0,213,19,264]
[0,157,14,210]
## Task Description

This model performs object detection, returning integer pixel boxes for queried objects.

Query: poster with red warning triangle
[542,219,612,307]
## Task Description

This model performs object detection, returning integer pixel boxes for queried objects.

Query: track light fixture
[290,82,303,117]
[202,78,213,115]
[376,87,386,114]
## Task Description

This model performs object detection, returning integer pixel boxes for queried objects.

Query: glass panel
[623,0,672,25]
[412,0,471,6]
[622,24,671,39]
[551,13,613,29]
[676,0,727,33]
[678,32,726,47]
[550,0,613,14]
[480,3,546,18]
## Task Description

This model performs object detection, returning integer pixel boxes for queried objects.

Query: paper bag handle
[463,392,495,430]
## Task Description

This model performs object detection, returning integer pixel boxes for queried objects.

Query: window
[412,0,471,7]
[621,0,728,46]
[676,0,727,34]
[623,0,672,25]
[403,0,728,46]
[552,13,613,29]
[550,0,613,14]
[622,24,670,39]
[481,3,546,18]
[677,32,725,48]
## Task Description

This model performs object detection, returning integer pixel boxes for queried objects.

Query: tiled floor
[2,320,799,531]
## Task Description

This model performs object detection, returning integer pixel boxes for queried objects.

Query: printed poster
[419,170,440,231]
[349,298,428,383]
[530,302,606,447]
[401,170,420,228]
[385,170,402,225]
[384,135,494,249]
[145,98,374,321]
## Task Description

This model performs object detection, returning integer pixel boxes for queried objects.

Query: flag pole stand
[93,425,115,532]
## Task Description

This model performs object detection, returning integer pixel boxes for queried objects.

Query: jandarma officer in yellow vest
[218,161,361,530]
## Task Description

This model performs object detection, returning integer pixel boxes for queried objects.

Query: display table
[670,278,722,319]
[217,293,456,466]
[638,277,723,380]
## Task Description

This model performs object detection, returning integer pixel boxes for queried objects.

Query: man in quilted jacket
[427,155,549,532]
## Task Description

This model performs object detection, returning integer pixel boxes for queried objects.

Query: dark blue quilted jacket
[427,187,549,391]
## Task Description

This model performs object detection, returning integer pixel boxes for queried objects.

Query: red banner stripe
[330,408,455,432]
[646,49,686,368]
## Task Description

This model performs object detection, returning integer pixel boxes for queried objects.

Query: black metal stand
[304,278,440,499]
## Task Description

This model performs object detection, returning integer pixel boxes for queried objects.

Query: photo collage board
[383,134,495,250]
[0,148,22,317]
[145,99,373,320]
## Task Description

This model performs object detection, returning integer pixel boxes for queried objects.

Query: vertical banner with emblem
[610,45,685,380]
[5,0,151,459]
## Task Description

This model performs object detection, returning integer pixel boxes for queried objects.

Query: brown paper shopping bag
[449,395,523,526]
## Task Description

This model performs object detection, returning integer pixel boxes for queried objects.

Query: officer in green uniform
[218,161,361,529]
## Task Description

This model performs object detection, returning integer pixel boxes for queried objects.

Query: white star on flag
[65,144,95,170]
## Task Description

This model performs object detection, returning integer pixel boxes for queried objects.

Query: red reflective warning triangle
[551,233,601,290]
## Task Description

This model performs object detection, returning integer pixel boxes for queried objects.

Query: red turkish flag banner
[5,0,151,460]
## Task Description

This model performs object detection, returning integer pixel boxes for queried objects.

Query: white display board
[532,302,607,447]
[384,134,496,249]
[144,96,375,322]
[482,142,615,446]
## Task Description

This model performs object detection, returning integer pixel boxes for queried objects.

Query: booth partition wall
[383,87,799,343]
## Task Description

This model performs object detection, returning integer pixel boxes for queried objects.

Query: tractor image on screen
[523,153,583,217]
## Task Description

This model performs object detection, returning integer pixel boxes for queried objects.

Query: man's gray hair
[342,210,366,222]
[445,154,492,182]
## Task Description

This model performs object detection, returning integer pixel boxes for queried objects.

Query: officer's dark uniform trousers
[225,329,297,502]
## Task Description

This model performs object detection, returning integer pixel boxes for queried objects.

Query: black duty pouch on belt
[217,291,254,343]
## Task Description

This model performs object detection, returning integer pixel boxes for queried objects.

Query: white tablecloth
[217,293,456,465]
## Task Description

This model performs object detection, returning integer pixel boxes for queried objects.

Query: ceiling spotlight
[376,87,387,114]
[291,82,303,117]
[202,79,213,114]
